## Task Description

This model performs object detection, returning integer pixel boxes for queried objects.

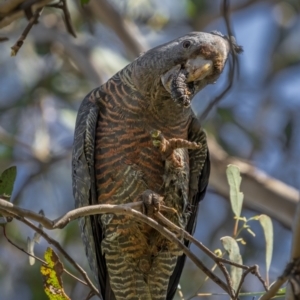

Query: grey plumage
[72,31,236,300]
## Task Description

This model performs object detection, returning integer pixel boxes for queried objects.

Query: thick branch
[0,0,53,29]
[285,201,300,299]
[87,0,146,59]
[0,199,231,295]
[208,136,299,228]
[290,201,300,259]
[1,125,298,229]
[192,0,270,30]
[0,198,271,296]
[31,25,103,85]
[0,0,26,14]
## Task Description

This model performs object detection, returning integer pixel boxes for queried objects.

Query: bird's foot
[140,189,164,217]
[151,130,202,168]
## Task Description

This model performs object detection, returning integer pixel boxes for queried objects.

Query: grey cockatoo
[72,31,242,300]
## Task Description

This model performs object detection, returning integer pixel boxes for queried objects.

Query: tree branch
[0,0,53,29]
[1,122,298,229]
[17,215,100,297]
[208,136,299,228]
[192,0,270,30]
[0,0,26,15]
[0,199,233,295]
[285,201,300,299]
[11,7,44,56]
[31,24,104,85]
[0,198,270,297]
[86,0,146,59]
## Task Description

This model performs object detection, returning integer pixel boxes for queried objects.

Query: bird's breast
[95,98,190,212]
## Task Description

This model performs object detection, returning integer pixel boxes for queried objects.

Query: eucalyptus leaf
[226,164,244,218]
[0,166,17,200]
[27,237,36,266]
[0,166,17,221]
[259,214,273,286]
[28,210,45,264]
[41,247,70,300]
[80,0,90,5]
[221,236,243,293]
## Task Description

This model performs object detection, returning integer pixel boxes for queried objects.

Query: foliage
[224,165,274,298]
[220,236,243,293]
[1,0,300,298]
[0,166,16,223]
[0,164,284,299]
[41,247,70,300]
[0,166,16,199]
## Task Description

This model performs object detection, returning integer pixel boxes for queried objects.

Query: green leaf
[259,214,273,286]
[0,166,17,224]
[27,237,36,266]
[226,164,244,218]
[41,247,70,300]
[221,236,243,293]
[284,119,293,149]
[217,107,235,123]
[28,211,44,266]
[0,166,17,200]
[277,287,286,294]
[80,0,90,5]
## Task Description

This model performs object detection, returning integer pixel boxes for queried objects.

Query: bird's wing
[72,90,114,300]
[167,117,210,300]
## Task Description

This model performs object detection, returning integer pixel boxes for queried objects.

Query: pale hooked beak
[185,56,213,82]
[161,56,213,94]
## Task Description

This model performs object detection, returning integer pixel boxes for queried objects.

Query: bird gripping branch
[72,31,242,300]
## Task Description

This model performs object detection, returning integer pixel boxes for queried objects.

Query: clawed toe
[150,130,201,169]
[140,190,164,217]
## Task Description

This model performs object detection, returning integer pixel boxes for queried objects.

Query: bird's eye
[182,41,191,49]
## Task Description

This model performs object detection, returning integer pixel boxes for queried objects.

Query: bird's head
[131,31,242,108]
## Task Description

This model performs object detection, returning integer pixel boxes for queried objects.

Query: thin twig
[200,0,243,122]
[0,199,54,228]
[0,198,270,296]
[208,136,299,229]
[0,198,269,295]
[3,219,89,287]
[85,290,96,300]
[156,212,248,270]
[156,211,239,294]
[0,0,52,29]
[156,211,268,298]
[62,268,88,286]
[47,0,76,37]
[14,214,100,297]
[86,0,146,59]
[234,265,268,300]
[192,0,264,30]
[259,259,300,299]
[0,199,231,295]
[218,261,235,298]
[259,275,288,300]
[2,225,46,265]
[252,266,269,292]
[11,7,44,56]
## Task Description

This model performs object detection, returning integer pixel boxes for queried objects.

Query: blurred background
[0,0,299,299]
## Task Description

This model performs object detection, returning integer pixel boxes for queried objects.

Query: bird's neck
[148,94,192,128]
[106,68,192,131]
